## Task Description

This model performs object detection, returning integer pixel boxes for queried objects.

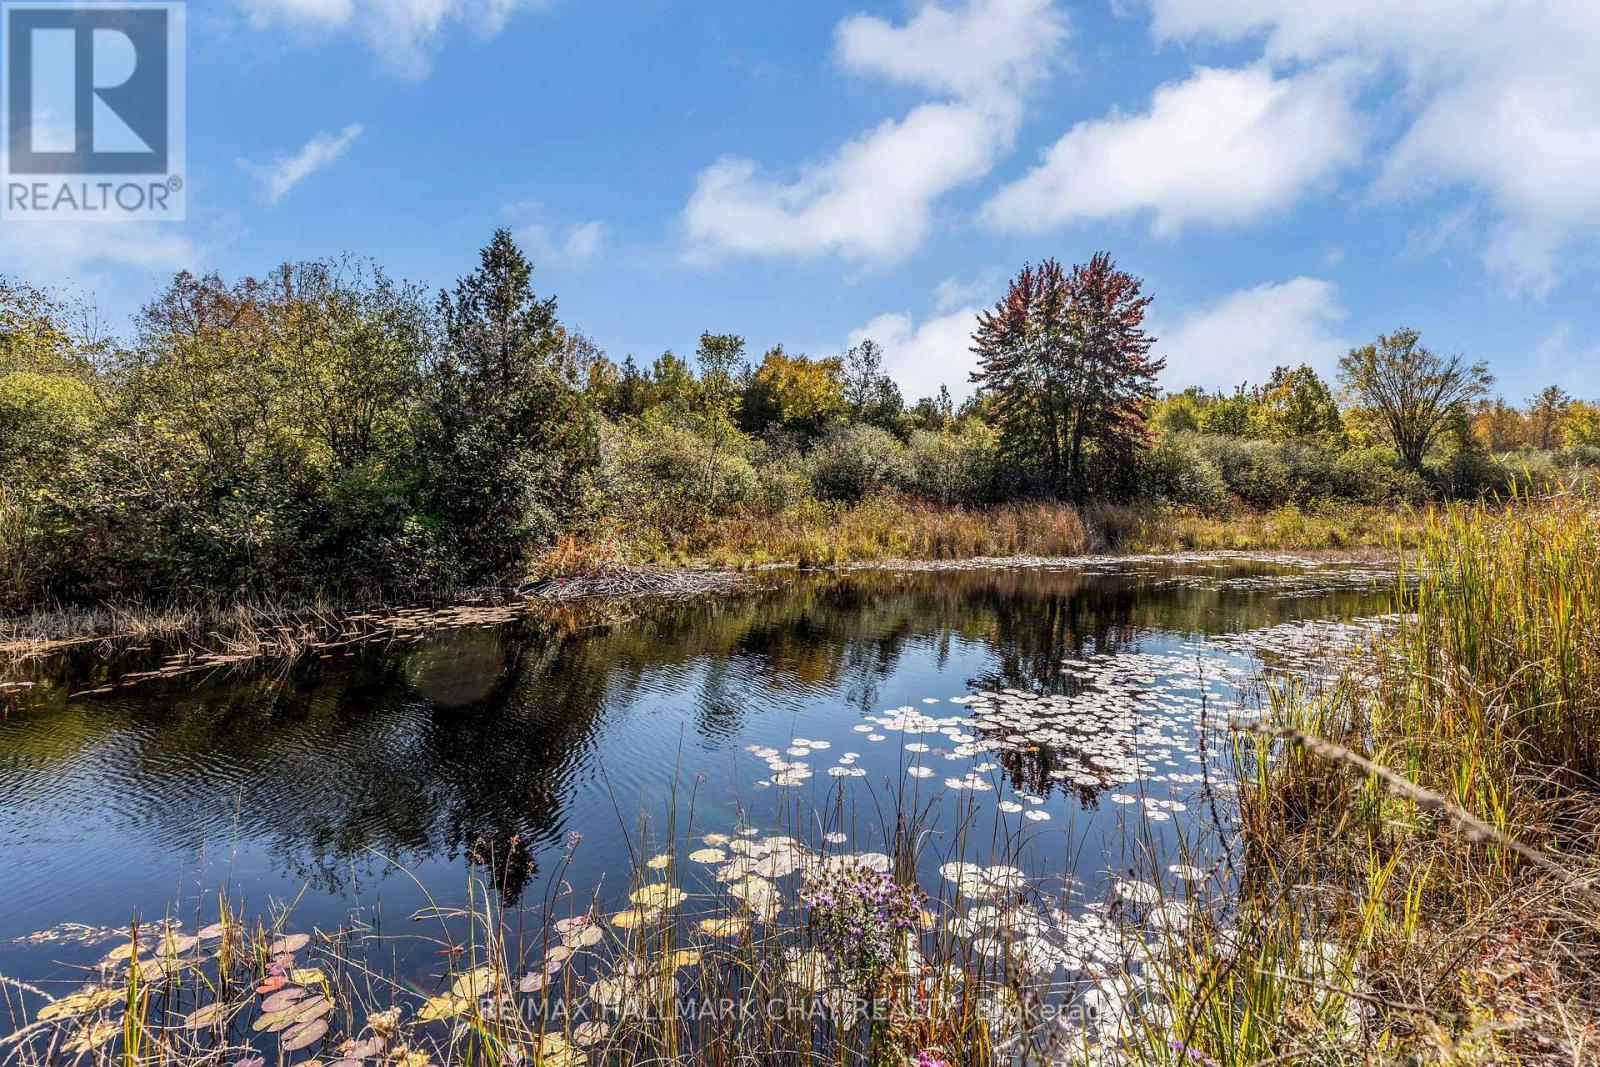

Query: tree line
[2,232,1596,607]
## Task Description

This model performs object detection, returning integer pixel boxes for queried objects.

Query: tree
[264,257,429,473]
[907,386,953,432]
[1472,396,1529,452]
[971,254,1162,499]
[423,230,595,580]
[1152,389,1204,435]
[841,338,904,431]
[1527,385,1573,450]
[1253,364,1342,440]
[1196,386,1257,438]
[693,332,748,507]
[1338,327,1491,470]
[1563,402,1600,451]
[740,345,846,440]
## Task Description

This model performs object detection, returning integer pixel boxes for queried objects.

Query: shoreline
[1,546,1396,690]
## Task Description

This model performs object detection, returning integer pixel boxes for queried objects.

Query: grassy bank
[537,497,1418,574]
[4,499,1412,660]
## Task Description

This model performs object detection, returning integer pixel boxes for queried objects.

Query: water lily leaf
[291,968,327,986]
[37,988,119,1021]
[196,921,229,941]
[182,1003,227,1030]
[530,1033,585,1067]
[415,993,470,1022]
[645,853,672,870]
[281,1018,329,1051]
[157,933,199,956]
[671,949,701,967]
[609,906,661,929]
[261,987,308,1013]
[687,848,726,864]
[269,933,311,955]
[629,884,685,909]
[517,972,548,994]
[449,966,497,999]
[63,1020,118,1054]
[561,925,603,950]
[253,1009,293,1033]
[696,916,747,938]
[571,1021,609,1047]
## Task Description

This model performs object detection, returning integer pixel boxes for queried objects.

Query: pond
[0,555,1396,1055]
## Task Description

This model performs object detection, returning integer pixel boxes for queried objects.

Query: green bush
[898,422,1000,506]
[599,412,759,532]
[809,424,905,503]
[1145,435,1230,514]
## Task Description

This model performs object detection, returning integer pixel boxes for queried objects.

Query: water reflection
[0,560,1391,927]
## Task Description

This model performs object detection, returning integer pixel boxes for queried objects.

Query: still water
[0,557,1393,992]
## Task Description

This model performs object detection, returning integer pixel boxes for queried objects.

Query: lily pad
[281,1018,329,1051]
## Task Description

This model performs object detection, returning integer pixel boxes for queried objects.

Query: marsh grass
[538,498,1409,576]
[1132,491,1600,1065]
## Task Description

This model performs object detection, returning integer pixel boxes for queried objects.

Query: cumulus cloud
[983,64,1362,235]
[235,0,545,76]
[1142,0,1600,296]
[0,224,203,296]
[250,124,364,205]
[683,0,1067,263]
[519,220,606,269]
[849,305,984,403]
[1156,277,1347,391]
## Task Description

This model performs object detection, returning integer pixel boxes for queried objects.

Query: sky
[4,0,1600,404]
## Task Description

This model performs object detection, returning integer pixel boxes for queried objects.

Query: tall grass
[537,498,1410,577]
[1152,492,1600,1064]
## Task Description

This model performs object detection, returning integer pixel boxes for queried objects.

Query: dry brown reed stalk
[1236,721,1599,903]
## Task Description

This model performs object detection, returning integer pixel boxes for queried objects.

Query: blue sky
[4,0,1599,403]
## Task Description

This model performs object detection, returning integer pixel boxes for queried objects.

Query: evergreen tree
[423,230,595,581]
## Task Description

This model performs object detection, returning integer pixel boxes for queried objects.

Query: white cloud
[235,0,546,76]
[0,224,203,295]
[1533,322,1600,397]
[683,0,1067,263]
[250,124,364,205]
[849,305,984,403]
[1156,277,1347,391]
[1143,0,1600,296]
[932,273,1002,313]
[983,64,1362,235]
[834,0,1061,109]
[519,219,606,269]
[506,201,606,269]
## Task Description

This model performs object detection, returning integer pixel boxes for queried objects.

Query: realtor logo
[2,1,185,220]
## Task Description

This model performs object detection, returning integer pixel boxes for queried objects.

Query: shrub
[808,424,905,503]
[1329,446,1427,505]
[898,422,1000,506]
[1144,434,1230,514]
[598,413,759,533]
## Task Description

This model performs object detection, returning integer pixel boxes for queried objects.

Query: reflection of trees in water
[1,563,1391,904]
